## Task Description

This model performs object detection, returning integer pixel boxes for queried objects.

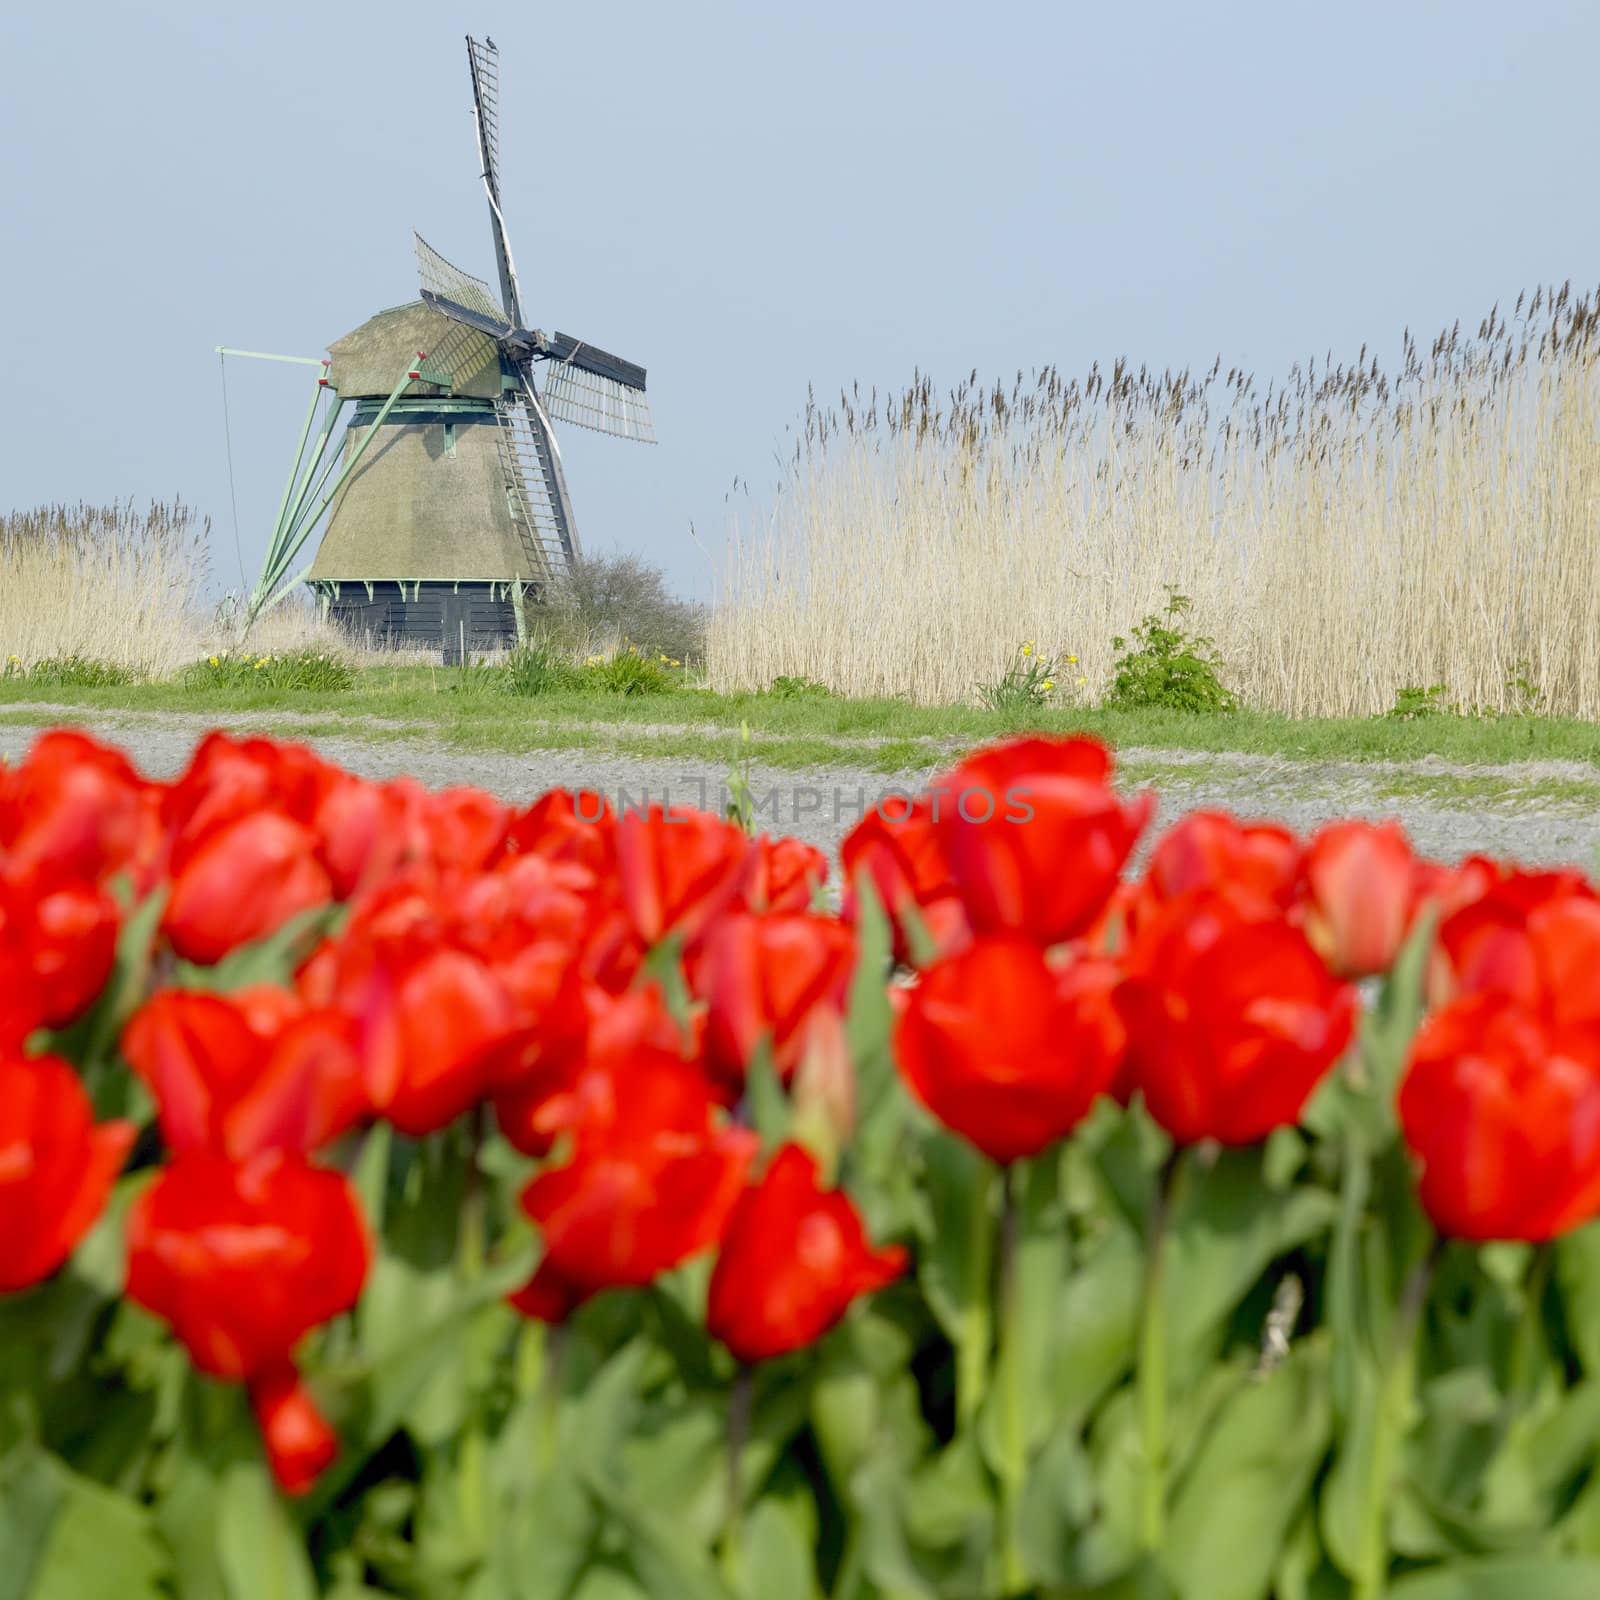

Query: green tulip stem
[1507,1243,1553,1405]
[997,1160,1028,1596]
[722,1365,755,1583]
[538,1324,567,1474]
[1138,1148,1183,1555]
[458,1107,489,1549]
[1354,1234,1445,1600]
[957,1161,997,1432]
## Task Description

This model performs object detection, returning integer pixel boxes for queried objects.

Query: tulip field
[7,725,1600,1598]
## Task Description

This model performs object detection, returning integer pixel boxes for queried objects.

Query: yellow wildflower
[1076,676,1087,686]
[1041,679,1054,691]
[1021,643,1033,656]
[208,655,219,666]
[1066,655,1078,664]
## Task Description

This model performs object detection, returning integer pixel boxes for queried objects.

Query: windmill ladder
[493,396,570,582]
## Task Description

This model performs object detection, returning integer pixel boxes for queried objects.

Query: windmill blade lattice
[540,341,656,443]
[465,34,523,326]
[414,233,511,333]
[465,36,503,192]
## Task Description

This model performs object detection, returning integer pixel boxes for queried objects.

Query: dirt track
[3,711,1597,870]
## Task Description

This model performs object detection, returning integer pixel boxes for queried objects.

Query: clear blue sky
[2,0,1596,601]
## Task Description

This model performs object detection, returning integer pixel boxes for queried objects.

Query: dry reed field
[0,501,388,676]
[0,501,209,677]
[711,283,1600,717]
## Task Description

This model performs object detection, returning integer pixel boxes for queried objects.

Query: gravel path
[3,712,1597,869]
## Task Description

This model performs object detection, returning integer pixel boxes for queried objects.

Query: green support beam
[260,363,331,596]
[269,393,347,580]
[215,347,327,367]
[247,353,426,624]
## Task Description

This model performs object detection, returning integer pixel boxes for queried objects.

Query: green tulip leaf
[216,1458,318,1600]
[21,1462,169,1600]
[1162,1339,1334,1600]
[735,1499,818,1600]
[582,1468,737,1600]
[175,900,345,992]
[1388,1559,1600,1599]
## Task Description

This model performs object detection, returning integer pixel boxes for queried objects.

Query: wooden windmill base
[314,580,537,665]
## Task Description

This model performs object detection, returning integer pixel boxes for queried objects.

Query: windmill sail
[539,333,655,443]
[466,34,524,326]
[415,233,512,337]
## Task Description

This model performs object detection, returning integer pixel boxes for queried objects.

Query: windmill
[245,34,654,659]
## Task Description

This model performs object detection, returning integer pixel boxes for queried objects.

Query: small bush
[500,646,585,698]
[184,647,355,693]
[1502,662,1543,717]
[545,553,707,665]
[4,653,137,688]
[1384,683,1453,720]
[585,648,674,696]
[766,674,837,700]
[1105,589,1236,713]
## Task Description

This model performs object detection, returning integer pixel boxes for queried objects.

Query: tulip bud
[789,1007,854,1181]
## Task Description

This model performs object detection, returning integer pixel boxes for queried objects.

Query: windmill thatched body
[247,36,653,659]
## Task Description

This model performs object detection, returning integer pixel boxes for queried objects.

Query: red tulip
[0,872,120,1048]
[0,1053,133,1293]
[509,1047,757,1322]
[300,863,607,1135]
[935,737,1153,946]
[1430,870,1600,1023]
[841,801,969,966]
[121,987,365,1158]
[615,803,751,949]
[503,789,617,877]
[162,732,340,858]
[163,810,334,965]
[0,730,159,891]
[892,936,1126,1165]
[1117,888,1358,1146]
[1126,810,1299,936]
[126,1151,369,1493]
[315,776,508,898]
[126,1150,370,1380]
[692,912,857,1098]
[744,835,829,913]
[493,982,688,1158]
[707,1144,906,1363]
[1399,995,1600,1241]
[317,941,518,1137]
[1299,819,1418,979]
[155,734,355,963]
[1412,853,1500,923]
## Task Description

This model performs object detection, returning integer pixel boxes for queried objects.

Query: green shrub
[978,642,1059,714]
[6,653,138,688]
[500,645,585,698]
[766,673,837,700]
[1502,661,1543,716]
[545,552,707,665]
[184,647,354,693]
[1105,589,1236,713]
[584,648,674,696]
[1384,683,1452,720]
